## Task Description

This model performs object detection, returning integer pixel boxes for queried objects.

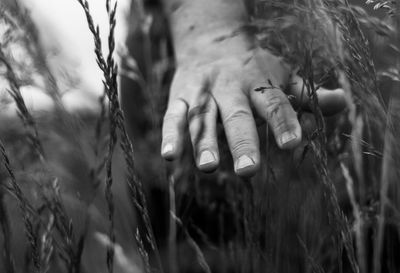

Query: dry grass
[0,0,399,273]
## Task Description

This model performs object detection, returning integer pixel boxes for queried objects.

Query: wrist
[176,26,255,65]
[164,0,252,63]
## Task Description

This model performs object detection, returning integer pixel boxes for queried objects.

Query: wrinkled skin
[161,0,346,177]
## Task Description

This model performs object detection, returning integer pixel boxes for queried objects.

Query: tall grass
[0,0,398,273]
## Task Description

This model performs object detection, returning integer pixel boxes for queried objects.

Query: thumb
[288,75,347,116]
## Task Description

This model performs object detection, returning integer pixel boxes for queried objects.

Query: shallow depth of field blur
[0,0,399,273]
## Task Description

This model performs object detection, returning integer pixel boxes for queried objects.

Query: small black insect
[253,79,282,93]
[254,86,268,93]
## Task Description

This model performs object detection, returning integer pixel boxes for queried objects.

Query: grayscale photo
[0,0,399,272]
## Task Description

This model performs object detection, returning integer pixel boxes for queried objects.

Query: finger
[161,99,188,160]
[289,75,347,116]
[214,83,260,177]
[188,94,219,172]
[162,69,205,160]
[251,83,302,150]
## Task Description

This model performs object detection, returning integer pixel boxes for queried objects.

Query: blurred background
[0,0,399,273]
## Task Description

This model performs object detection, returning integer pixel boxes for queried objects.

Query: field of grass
[0,0,399,273]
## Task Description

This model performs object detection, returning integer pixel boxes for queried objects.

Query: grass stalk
[168,175,178,273]
[341,163,367,273]
[40,213,54,273]
[0,186,15,273]
[0,46,45,161]
[373,99,395,273]
[75,1,163,271]
[301,44,359,272]
[0,139,40,272]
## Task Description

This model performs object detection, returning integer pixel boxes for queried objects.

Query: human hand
[161,31,345,177]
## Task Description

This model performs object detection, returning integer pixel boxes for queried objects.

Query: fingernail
[235,155,255,172]
[280,132,297,146]
[199,150,216,166]
[162,143,174,156]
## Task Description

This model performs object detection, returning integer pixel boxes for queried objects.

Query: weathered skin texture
[159,0,345,177]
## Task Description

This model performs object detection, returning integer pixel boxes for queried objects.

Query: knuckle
[190,119,215,146]
[231,138,255,156]
[265,95,289,120]
[222,108,252,125]
[162,129,177,142]
[195,137,216,151]
[163,99,188,123]
[162,115,183,138]
[191,129,205,146]
[271,118,290,134]
[163,111,183,123]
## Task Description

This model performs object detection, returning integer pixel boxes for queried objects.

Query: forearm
[162,0,252,63]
